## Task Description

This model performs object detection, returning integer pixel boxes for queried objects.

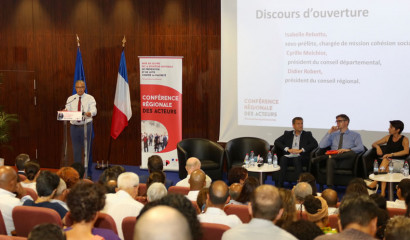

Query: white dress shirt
[222,218,297,240]
[186,190,200,201]
[386,199,406,209]
[20,182,37,193]
[101,190,144,240]
[176,174,212,188]
[0,188,32,235]
[65,93,97,125]
[198,207,242,228]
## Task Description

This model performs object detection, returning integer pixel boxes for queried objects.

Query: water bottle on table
[388,158,394,174]
[244,153,249,167]
[373,160,378,174]
[250,151,255,166]
[404,161,409,177]
[267,151,273,165]
[273,154,278,167]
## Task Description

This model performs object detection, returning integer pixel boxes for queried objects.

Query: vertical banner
[139,56,183,171]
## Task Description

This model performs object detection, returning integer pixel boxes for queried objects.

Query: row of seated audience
[2,154,410,240]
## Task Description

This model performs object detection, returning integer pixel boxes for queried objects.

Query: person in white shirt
[101,172,144,240]
[293,182,312,212]
[50,178,69,211]
[176,157,212,188]
[65,80,97,178]
[222,185,297,240]
[186,169,206,202]
[386,179,410,209]
[147,182,167,202]
[0,166,32,235]
[198,180,242,228]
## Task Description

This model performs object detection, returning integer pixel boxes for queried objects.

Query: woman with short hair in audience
[57,167,80,189]
[276,188,297,228]
[65,182,120,240]
[21,161,40,193]
[345,178,368,196]
[227,167,248,185]
[234,176,260,205]
[303,195,336,234]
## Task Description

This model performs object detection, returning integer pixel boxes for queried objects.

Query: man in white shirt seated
[222,185,297,240]
[186,169,206,201]
[176,157,212,188]
[0,166,32,235]
[321,188,339,215]
[386,179,410,209]
[293,182,312,212]
[147,182,167,202]
[198,180,242,228]
[101,172,144,240]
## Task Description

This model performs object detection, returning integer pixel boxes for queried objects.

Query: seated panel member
[311,114,364,189]
[274,117,318,187]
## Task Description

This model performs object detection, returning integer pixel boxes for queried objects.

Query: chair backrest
[0,209,7,235]
[387,207,406,218]
[138,183,147,196]
[12,206,62,237]
[0,236,27,240]
[23,187,38,201]
[223,204,251,223]
[122,216,137,240]
[168,186,190,195]
[200,222,230,240]
[225,137,270,169]
[64,212,118,234]
[328,214,339,231]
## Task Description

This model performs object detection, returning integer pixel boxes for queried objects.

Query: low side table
[244,164,280,184]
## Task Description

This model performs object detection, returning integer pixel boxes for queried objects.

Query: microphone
[61,97,76,110]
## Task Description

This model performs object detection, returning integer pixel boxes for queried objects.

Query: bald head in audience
[189,169,206,191]
[293,182,312,204]
[0,166,19,193]
[229,183,243,201]
[134,205,192,240]
[321,189,338,208]
[250,185,283,221]
[208,181,230,208]
[185,157,201,175]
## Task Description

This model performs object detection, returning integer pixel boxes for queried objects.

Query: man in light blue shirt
[312,114,364,188]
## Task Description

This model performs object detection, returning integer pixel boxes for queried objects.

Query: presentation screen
[220,0,410,146]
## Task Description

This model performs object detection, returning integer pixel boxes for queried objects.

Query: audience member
[196,187,209,213]
[98,165,125,193]
[146,171,166,190]
[387,178,410,209]
[276,188,297,228]
[134,206,192,240]
[70,162,85,179]
[315,195,378,240]
[176,157,211,188]
[369,193,387,210]
[235,176,260,205]
[57,167,80,189]
[374,208,389,240]
[298,173,318,196]
[198,181,242,227]
[102,172,144,240]
[186,169,206,201]
[284,220,324,240]
[15,153,30,176]
[222,185,297,240]
[138,194,202,240]
[384,216,410,240]
[228,183,243,204]
[28,223,66,240]
[139,155,173,188]
[147,182,167,202]
[20,161,40,192]
[23,170,67,218]
[0,166,31,235]
[303,196,334,234]
[405,192,410,217]
[293,182,312,211]
[227,167,248,185]
[345,178,368,196]
[65,182,120,240]
[50,178,69,210]
[321,189,338,215]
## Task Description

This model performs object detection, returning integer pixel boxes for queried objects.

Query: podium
[57,111,91,178]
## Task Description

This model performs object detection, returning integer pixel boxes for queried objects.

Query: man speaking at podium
[65,80,97,178]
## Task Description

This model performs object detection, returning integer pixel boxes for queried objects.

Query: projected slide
[236,0,410,132]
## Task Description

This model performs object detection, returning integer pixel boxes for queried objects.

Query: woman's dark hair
[25,161,40,181]
[375,208,389,239]
[303,195,322,215]
[390,120,404,134]
[236,176,260,204]
[284,220,324,240]
[67,182,106,223]
[370,193,387,210]
[196,188,209,212]
[298,173,317,196]
[227,167,248,185]
[147,171,166,190]
[139,194,202,240]
[405,191,410,217]
[346,179,368,196]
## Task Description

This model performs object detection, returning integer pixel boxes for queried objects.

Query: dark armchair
[225,137,270,170]
[177,138,224,180]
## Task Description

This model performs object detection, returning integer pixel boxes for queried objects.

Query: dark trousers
[278,155,304,187]
[70,123,93,176]
[312,151,357,186]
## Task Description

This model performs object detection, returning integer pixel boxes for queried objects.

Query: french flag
[111,50,132,139]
